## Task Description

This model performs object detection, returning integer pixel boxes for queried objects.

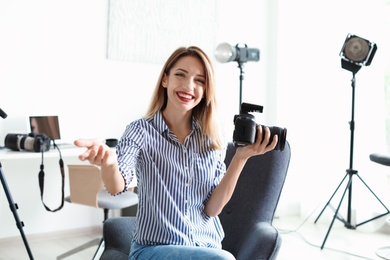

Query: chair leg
[93,238,105,260]
[57,208,109,259]
[57,237,101,260]
[104,208,109,221]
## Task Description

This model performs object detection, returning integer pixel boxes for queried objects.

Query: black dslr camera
[4,133,51,152]
[233,103,287,151]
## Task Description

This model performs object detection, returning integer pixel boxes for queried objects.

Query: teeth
[178,93,192,99]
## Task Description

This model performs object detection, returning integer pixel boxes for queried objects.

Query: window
[385,0,390,151]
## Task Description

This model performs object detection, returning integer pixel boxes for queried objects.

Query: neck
[162,108,192,143]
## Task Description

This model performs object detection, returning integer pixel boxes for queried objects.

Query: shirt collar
[152,111,201,134]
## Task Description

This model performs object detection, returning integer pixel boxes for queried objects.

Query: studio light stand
[237,61,244,111]
[314,34,389,249]
[0,109,34,260]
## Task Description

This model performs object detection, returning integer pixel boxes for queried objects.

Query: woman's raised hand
[74,139,117,166]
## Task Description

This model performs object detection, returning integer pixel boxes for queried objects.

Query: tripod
[0,161,34,259]
[0,109,34,259]
[314,70,390,249]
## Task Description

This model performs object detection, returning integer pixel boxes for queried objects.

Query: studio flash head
[233,102,287,151]
[339,33,377,74]
[215,43,260,64]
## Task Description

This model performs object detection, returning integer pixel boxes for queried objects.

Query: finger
[74,139,95,148]
[253,126,274,154]
[78,148,92,161]
[77,143,102,163]
[93,145,106,165]
[102,148,116,166]
[258,125,271,147]
[255,125,265,145]
[102,150,110,165]
[265,134,278,152]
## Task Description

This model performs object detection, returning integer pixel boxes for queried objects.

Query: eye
[196,78,205,84]
[175,73,185,77]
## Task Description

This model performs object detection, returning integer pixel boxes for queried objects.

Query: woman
[75,46,278,259]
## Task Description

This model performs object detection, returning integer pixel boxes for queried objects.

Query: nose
[184,77,196,90]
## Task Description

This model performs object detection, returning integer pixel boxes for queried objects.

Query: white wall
[0,0,389,240]
[0,0,273,145]
[0,0,159,143]
[276,0,390,223]
[0,0,273,239]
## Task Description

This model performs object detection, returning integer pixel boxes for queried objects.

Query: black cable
[275,205,376,260]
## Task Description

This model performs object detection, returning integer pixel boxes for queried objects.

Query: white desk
[0,144,85,160]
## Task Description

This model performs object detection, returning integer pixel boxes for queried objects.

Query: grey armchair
[369,153,390,259]
[100,141,291,260]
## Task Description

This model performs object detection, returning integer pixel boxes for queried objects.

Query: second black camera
[4,133,51,152]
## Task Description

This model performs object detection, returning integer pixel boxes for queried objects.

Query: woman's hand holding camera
[236,125,278,160]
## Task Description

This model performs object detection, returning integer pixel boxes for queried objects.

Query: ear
[162,73,168,88]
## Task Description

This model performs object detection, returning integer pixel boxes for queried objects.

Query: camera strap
[38,140,64,212]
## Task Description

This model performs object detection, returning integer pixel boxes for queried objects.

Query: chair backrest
[68,164,104,208]
[219,141,291,258]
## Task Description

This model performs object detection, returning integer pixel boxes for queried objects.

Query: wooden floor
[0,215,389,260]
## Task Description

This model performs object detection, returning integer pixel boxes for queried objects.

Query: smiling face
[162,55,205,115]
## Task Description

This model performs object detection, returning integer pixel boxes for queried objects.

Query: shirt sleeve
[213,147,227,188]
[116,120,144,192]
[202,147,227,204]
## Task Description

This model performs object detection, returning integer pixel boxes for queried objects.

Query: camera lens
[4,134,21,151]
[262,125,287,151]
[270,126,287,151]
[21,136,37,152]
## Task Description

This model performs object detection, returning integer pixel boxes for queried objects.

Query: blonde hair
[145,46,223,150]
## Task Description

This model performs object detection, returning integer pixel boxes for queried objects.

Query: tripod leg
[321,176,352,249]
[315,173,348,223]
[354,174,390,227]
[0,162,34,260]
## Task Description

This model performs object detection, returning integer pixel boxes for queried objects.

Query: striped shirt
[117,111,226,248]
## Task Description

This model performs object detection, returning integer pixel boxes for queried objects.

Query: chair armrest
[100,216,136,260]
[235,222,281,260]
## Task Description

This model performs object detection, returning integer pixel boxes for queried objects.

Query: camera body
[4,133,51,152]
[233,103,263,146]
[233,103,287,151]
